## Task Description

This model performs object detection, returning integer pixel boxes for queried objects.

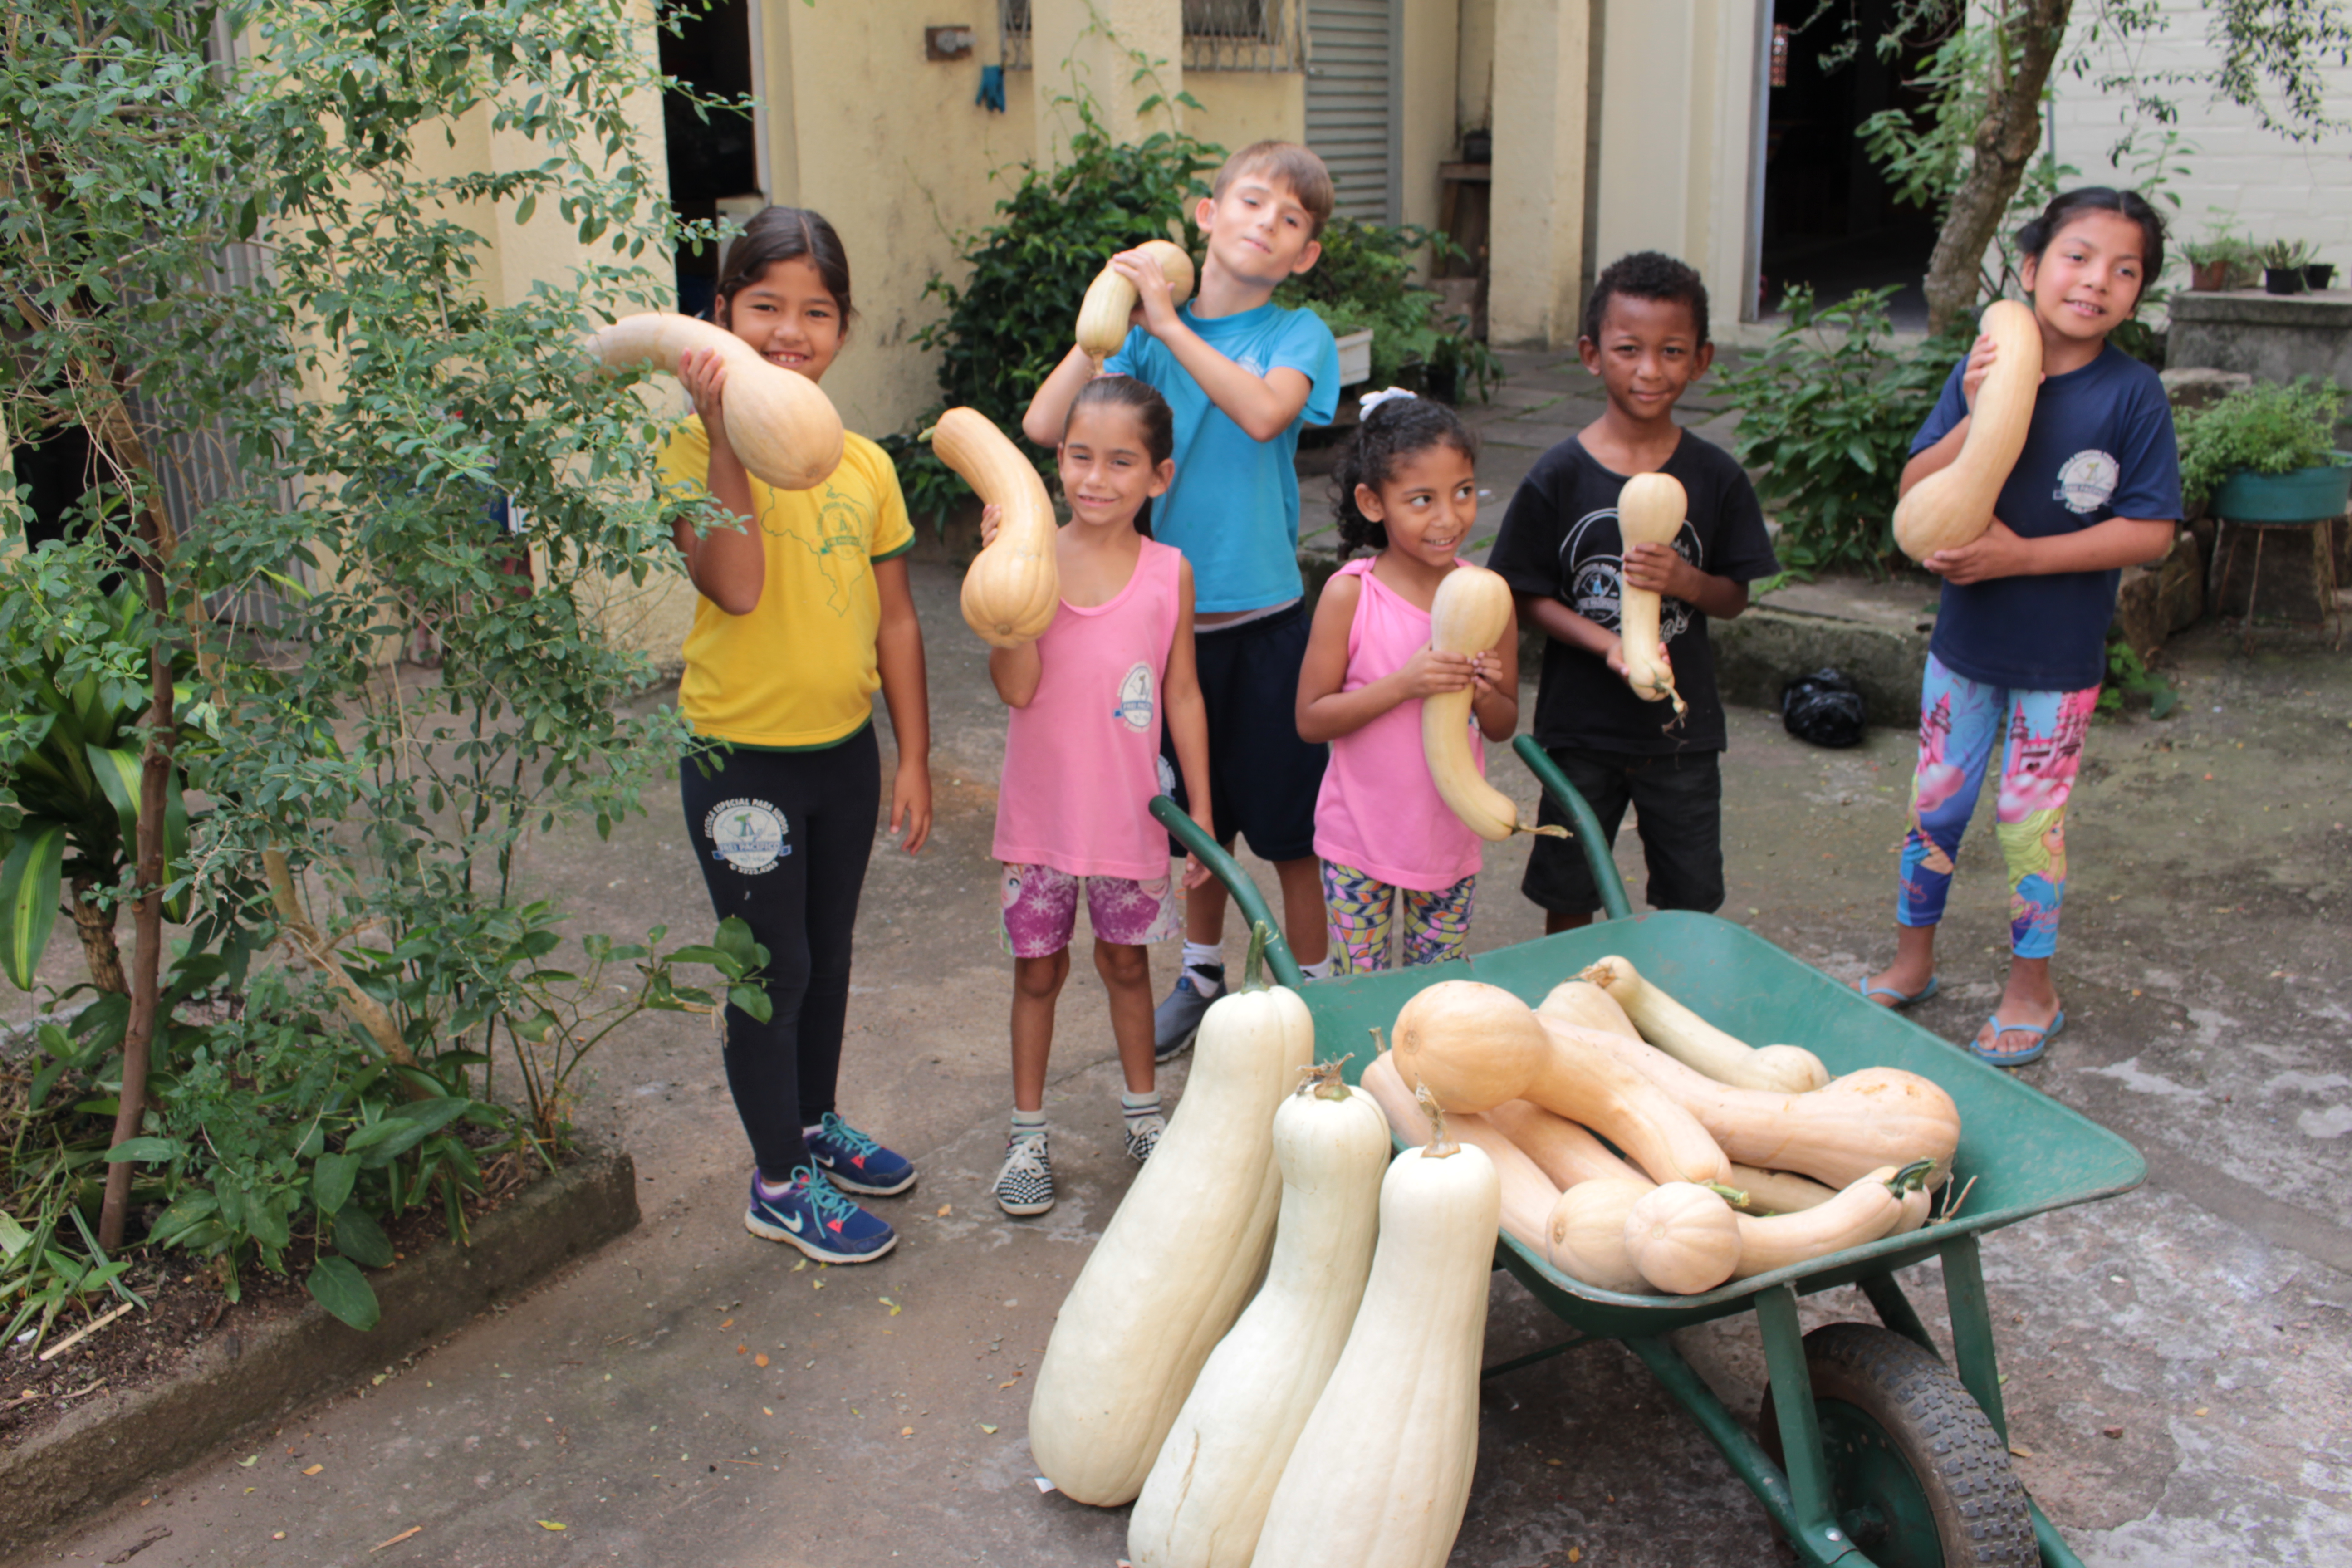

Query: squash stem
[1886,1157,1939,1194]
[1412,1081,1461,1158]
[1296,1057,1352,1100]
[1705,1181,1752,1208]
[1240,921,1271,994]
[915,424,937,443]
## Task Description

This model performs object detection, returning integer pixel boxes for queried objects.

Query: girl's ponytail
[1331,390,1479,555]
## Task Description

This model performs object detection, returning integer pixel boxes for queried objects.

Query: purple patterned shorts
[999,863,1181,958]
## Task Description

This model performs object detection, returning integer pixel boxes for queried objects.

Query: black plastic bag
[1782,668,1868,748]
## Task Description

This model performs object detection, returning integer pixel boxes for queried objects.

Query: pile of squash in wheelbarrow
[1023,930,1961,1568]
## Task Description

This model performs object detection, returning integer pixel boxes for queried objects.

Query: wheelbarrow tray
[1306,912,2147,1339]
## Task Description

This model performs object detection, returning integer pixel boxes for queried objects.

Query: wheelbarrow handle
[1511,735,1634,922]
[1148,795,1308,990]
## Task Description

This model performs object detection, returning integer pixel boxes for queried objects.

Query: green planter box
[2210,452,2352,522]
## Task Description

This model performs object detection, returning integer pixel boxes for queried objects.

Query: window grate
[998,0,1301,74]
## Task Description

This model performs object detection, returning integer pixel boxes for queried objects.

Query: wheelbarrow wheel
[1759,1323,2036,1568]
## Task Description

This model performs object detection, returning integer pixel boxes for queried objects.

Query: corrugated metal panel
[1305,0,1398,223]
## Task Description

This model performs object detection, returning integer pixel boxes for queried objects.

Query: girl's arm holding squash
[1294,575,1479,745]
[672,347,764,616]
[1162,559,1215,888]
[874,556,933,854]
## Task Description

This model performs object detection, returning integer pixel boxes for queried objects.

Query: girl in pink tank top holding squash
[983,377,1213,1218]
[1296,391,1520,972]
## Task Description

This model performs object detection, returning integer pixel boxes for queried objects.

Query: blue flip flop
[1854,975,1939,1009]
[1970,1009,2064,1068]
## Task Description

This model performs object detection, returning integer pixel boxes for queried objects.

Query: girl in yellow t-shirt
[661,207,931,1265]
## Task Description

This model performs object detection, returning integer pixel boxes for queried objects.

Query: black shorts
[1163,603,1328,864]
[1521,745,1725,916]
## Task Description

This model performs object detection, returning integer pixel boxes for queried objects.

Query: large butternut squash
[1484,1098,1642,1189]
[595,312,844,491]
[1892,299,2043,561]
[1730,1163,1922,1281]
[1076,240,1197,371]
[1249,1132,1499,1568]
[1616,473,1687,716]
[1623,1181,1742,1294]
[1028,929,1313,1505]
[1544,1177,1655,1295]
[923,407,1059,648]
[1577,957,1829,1093]
[1534,978,1642,1040]
[1556,1018,1961,1190]
[1129,1063,1389,1568]
[1391,981,1732,1188]
[1363,1053,1558,1252]
[1421,564,1564,841]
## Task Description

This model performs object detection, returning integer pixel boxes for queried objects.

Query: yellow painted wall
[1488,0,1590,347]
[1458,0,1496,133]
[1183,70,1305,155]
[1400,0,1461,237]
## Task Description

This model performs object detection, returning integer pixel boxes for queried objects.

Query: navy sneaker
[805,1112,917,1196]
[745,1166,897,1263]
[1153,966,1223,1063]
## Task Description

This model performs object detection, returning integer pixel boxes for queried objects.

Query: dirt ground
[15,541,2349,1567]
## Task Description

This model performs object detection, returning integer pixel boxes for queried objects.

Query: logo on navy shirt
[1559,505,1702,643]
[2053,451,2120,515]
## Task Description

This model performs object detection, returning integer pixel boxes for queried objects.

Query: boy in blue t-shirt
[1024,142,1342,1053]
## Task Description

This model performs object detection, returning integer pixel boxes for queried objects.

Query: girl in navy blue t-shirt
[1857,188,2183,1067]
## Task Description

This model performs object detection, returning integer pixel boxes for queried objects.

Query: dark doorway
[660,0,760,318]
[1759,1,1939,327]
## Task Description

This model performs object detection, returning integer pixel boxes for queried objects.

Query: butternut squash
[1028,929,1313,1506]
[1484,1098,1643,1189]
[1534,978,1641,1040]
[1554,1017,1961,1190]
[1363,1053,1559,1252]
[1544,1177,1656,1295]
[1249,1129,1499,1568]
[1727,1164,1838,1216]
[922,407,1059,649]
[1129,1062,1389,1568]
[1421,564,1565,841]
[1615,473,1687,716]
[1578,956,1829,1093]
[1622,1181,1742,1295]
[1076,240,1197,372]
[1893,299,2043,562]
[595,311,845,491]
[1729,1163,1919,1280]
[1391,981,1732,1188]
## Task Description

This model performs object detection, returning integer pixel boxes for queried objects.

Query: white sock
[1299,957,1335,981]
[1181,942,1225,994]
[1121,1090,1162,1127]
[1010,1107,1046,1142]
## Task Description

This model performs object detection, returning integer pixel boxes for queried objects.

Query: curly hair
[1330,396,1478,555]
[1580,250,1710,348]
[2016,187,2166,298]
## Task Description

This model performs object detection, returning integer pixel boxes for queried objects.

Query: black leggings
[679,726,879,1176]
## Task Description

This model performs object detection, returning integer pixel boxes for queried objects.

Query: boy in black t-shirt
[1487,252,1779,930]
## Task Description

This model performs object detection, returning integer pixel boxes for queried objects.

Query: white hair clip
[1358,386,1418,416]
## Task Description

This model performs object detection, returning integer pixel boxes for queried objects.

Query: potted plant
[2308,256,2337,290]
[2176,377,2350,518]
[2262,240,2313,294]
[2183,231,2241,292]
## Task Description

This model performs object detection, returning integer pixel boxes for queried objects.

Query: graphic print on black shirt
[1487,431,1778,757]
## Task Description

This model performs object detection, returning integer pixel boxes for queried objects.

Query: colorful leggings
[1321,861,1476,975]
[1897,654,2100,960]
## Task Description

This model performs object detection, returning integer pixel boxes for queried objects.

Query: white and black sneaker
[1124,1112,1167,1164]
[994,1133,1055,1217]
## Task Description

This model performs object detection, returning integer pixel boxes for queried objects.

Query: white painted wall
[2046,0,2352,280]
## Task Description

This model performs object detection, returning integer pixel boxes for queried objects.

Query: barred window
[1000,0,1302,73]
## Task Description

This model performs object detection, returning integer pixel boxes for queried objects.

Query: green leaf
[102,1136,185,1163]
[305,1256,381,1331]
[331,1206,394,1268]
[311,1152,359,1215]
[0,1210,31,1261]
[728,984,773,1024]
[0,823,66,990]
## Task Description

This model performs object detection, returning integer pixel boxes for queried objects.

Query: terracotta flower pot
[2190,259,2230,292]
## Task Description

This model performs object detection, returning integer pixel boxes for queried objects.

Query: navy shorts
[1163,603,1328,864]
[1522,745,1725,916]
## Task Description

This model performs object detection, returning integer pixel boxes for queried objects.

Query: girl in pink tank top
[1296,392,1520,972]
[982,378,1212,1218]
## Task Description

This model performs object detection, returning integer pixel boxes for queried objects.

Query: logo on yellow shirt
[706,797,790,874]
[782,485,873,616]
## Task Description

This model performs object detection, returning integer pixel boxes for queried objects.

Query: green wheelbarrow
[1150,734,2145,1568]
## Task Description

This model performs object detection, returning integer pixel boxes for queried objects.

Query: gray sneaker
[1153,966,1223,1063]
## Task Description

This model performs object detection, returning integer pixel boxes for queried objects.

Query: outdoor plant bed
[0,1136,637,1558]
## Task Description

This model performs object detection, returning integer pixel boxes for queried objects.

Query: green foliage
[1720,287,1971,578]
[888,103,1223,527]
[2175,378,2346,507]
[2099,635,2179,721]
[1273,218,1501,403]
[2259,238,2315,270]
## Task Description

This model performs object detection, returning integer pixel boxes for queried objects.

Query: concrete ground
[22,353,2352,1566]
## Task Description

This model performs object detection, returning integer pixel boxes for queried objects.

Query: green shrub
[2175,377,2345,508]
[1719,286,1971,578]
[1272,218,1500,402]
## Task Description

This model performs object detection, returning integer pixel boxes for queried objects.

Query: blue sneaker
[745,1166,897,1263]
[805,1112,917,1196]
[1154,966,1222,1063]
